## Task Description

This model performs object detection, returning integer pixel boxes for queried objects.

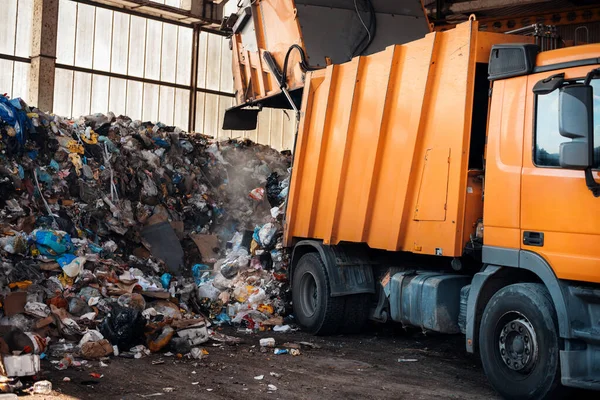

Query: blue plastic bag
[34,230,73,257]
[192,264,211,285]
[161,273,172,289]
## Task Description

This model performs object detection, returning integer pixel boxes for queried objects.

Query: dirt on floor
[20,325,501,400]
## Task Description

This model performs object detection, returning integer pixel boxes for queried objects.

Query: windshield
[535,79,600,168]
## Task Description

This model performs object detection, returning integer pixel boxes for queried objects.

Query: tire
[341,294,371,334]
[479,283,561,400]
[292,253,344,335]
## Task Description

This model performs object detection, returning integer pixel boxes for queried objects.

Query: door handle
[523,231,544,247]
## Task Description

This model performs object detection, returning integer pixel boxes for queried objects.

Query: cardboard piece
[190,234,219,264]
[2,292,27,317]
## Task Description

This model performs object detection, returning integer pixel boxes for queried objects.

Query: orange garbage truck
[223,2,600,398]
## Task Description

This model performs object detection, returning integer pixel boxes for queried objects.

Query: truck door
[521,66,600,283]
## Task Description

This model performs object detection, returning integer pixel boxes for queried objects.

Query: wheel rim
[497,311,538,374]
[298,272,318,318]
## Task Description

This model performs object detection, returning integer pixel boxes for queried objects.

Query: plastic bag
[79,330,104,347]
[33,230,73,257]
[254,223,278,248]
[220,249,250,279]
[62,257,86,278]
[197,283,221,301]
[99,307,146,351]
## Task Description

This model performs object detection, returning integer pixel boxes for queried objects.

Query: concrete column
[29,0,59,112]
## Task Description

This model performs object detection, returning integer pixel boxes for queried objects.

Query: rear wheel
[479,283,561,400]
[292,253,344,335]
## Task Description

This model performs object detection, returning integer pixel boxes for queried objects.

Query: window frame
[532,76,600,170]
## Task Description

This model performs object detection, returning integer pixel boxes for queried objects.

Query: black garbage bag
[99,306,146,351]
[266,172,282,207]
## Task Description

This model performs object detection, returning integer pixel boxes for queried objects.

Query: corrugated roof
[424,0,593,22]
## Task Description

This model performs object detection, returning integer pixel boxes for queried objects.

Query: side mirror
[558,85,593,170]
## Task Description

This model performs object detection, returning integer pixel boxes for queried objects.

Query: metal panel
[414,147,451,222]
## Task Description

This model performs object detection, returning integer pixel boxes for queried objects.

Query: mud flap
[222,107,260,131]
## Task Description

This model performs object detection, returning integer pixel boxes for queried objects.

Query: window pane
[592,80,600,168]
[142,83,159,122]
[220,36,233,93]
[91,74,110,114]
[53,68,74,117]
[218,95,233,139]
[174,89,189,130]
[75,4,95,68]
[206,34,222,91]
[176,27,192,85]
[0,0,17,56]
[535,91,560,167]
[109,77,126,116]
[12,61,30,102]
[194,91,205,133]
[129,16,147,78]
[126,80,143,120]
[111,12,130,74]
[161,24,177,83]
[204,93,219,138]
[93,8,113,72]
[158,86,174,125]
[0,60,14,98]
[145,20,162,81]
[535,83,600,169]
[16,0,33,58]
[197,31,208,89]
[57,0,76,65]
[72,71,92,117]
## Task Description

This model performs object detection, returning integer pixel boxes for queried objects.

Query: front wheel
[479,283,561,400]
[292,253,344,335]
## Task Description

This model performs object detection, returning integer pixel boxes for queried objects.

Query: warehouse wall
[0,0,296,151]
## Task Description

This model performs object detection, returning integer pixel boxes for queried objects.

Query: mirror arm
[585,168,600,198]
[584,68,600,86]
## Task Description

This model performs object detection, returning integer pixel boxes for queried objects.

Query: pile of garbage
[0,95,293,386]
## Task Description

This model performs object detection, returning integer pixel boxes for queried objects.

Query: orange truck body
[283,20,600,283]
